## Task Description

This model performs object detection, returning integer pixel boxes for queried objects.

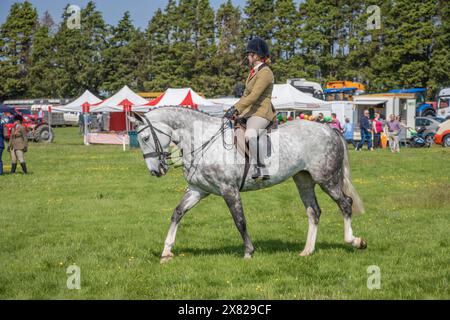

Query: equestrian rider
[224,37,276,180]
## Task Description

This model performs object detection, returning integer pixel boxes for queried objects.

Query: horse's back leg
[161,187,209,263]
[318,179,367,249]
[292,171,321,256]
[221,185,254,259]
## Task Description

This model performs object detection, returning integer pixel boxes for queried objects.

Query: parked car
[434,119,450,147]
[415,116,442,144]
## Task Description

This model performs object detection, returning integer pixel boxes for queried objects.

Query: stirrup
[251,166,270,180]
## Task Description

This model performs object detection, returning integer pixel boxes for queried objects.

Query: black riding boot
[11,163,17,174]
[249,136,270,180]
[20,162,28,174]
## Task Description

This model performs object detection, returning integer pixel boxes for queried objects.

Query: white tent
[91,85,149,112]
[271,84,330,111]
[208,97,239,110]
[143,88,224,116]
[52,90,102,113]
[206,84,331,112]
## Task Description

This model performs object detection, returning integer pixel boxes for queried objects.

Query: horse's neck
[148,108,222,149]
[149,108,220,132]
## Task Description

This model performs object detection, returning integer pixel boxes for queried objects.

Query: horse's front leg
[160,187,209,263]
[221,186,254,259]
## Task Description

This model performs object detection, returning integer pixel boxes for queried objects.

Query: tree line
[0,0,449,101]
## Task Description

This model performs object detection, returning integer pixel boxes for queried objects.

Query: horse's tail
[339,133,365,215]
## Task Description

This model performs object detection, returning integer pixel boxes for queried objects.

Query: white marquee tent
[52,90,102,113]
[207,84,331,112]
[91,85,150,112]
[271,84,330,111]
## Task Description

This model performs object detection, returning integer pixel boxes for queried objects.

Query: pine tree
[242,0,275,42]
[215,0,245,96]
[145,7,177,91]
[101,12,148,94]
[428,0,450,98]
[272,0,302,82]
[191,0,218,96]
[52,1,108,97]
[0,1,38,100]
[27,24,56,98]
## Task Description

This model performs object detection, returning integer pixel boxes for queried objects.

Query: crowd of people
[276,110,407,153]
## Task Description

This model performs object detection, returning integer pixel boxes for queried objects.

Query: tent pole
[124,109,130,151]
[84,113,89,145]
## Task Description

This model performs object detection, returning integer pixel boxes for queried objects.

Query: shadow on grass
[150,239,354,258]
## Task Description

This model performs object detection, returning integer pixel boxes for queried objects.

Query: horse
[128,106,366,263]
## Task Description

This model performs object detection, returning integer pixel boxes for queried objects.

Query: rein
[137,114,233,170]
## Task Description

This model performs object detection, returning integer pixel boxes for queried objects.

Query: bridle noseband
[136,115,172,172]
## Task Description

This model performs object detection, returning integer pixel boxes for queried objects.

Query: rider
[224,37,276,180]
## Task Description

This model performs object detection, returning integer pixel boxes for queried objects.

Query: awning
[354,100,388,106]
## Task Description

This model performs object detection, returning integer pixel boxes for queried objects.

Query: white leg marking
[300,207,318,256]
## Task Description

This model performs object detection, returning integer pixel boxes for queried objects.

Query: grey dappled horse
[129,106,366,263]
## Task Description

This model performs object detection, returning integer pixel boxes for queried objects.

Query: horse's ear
[128,112,144,125]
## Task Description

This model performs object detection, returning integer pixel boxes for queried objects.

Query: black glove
[224,106,237,119]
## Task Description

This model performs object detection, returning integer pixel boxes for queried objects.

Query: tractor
[1,108,54,143]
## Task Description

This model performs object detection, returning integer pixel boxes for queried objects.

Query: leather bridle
[134,112,233,175]
[136,115,172,174]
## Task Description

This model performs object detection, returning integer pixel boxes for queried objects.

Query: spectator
[343,117,356,149]
[385,114,402,153]
[0,120,4,175]
[372,112,383,149]
[316,113,324,123]
[97,113,103,131]
[330,113,343,132]
[8,114,28,174]
[356,110,373,151]
[37,108,44,124]
[78,113,84,135]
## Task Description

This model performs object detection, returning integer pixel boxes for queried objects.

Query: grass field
[0,127,449,299]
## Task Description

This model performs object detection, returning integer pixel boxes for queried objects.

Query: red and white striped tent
[142,88,224,115]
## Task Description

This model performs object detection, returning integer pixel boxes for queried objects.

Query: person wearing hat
[8,114,28,174]
[224,37,275,180]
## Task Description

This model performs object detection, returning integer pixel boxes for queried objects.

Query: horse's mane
[147,105,218,120]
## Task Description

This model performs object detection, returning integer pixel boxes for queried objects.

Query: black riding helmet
[245,37,270,58]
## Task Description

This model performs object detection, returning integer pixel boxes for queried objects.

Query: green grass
[0,127,449,299]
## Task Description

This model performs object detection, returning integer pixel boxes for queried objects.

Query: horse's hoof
[299,249,313,257]
[352,238,367,249]
[160,253,174,264]
[244,253,253,259]
[359,238,367,249]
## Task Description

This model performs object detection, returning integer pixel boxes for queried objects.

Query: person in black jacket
[0,120,4,175]
[356,109,373,151]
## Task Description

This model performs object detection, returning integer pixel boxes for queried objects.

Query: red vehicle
[434,119,450,147]
[2,107,54,143]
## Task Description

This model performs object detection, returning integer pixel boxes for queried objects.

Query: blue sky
[0,0,254,29]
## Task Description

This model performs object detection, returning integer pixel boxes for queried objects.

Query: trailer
[352,93,416,140]
[437,88,450,119]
